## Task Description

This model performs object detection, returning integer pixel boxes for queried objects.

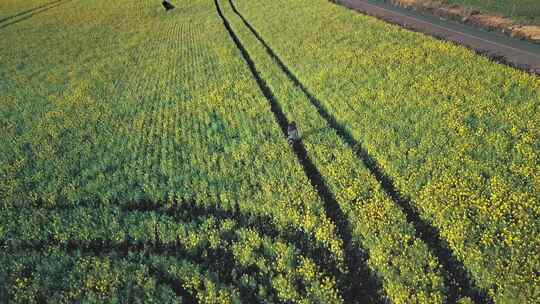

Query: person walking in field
[287,122,300,145]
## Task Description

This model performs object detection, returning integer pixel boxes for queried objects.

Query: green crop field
[1,0,538,303]
[443,0,540,23]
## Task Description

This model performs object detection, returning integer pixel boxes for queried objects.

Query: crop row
[0,0,64,24]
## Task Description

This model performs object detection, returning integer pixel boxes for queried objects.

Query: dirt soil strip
[336,0,540,75]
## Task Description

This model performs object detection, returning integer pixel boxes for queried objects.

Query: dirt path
[336,0,540,76]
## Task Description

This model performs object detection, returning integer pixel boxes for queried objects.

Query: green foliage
[1,0,344,301]
[443,0,540,23]
[1,0,538,302]
[232,0,540,302]
[220,1,447,302]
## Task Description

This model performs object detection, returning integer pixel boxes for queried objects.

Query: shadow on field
[215,1,383,303]
[7,235,198,303]
[4,196,344,303]
[0,0,63,23]
[227,0,491,302]
[0,0,73,30]
[14,196,342,277]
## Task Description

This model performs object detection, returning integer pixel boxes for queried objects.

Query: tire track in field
[227,1,489,302]
[215,1,380,303]
[0,0,74,30]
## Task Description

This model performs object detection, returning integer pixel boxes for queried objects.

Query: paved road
[337,0,540,75]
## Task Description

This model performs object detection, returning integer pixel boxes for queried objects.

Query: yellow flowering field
[1,0,538,303]
[1,0,344,302]
[232,0,540,302]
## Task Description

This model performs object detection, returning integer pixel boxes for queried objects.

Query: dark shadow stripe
[0,0,64,23]
[5,240,243,304]
[0,14,35,30]
[227,0,491,303]
[0,0,73,30]
[334,0,540,76]
[4,197,343,283]
[215,1,383,303]
[149,267,198,304]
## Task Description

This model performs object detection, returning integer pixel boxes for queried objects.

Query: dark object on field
[162,1,175,11]
[287,122,300,144]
